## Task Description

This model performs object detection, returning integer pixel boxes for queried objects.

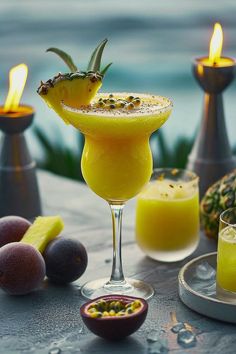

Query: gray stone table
[0,170,235,354]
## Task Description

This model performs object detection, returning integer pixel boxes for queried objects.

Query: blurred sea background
[0,0,236,179]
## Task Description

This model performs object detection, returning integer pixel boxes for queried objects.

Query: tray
[178,252,236,324]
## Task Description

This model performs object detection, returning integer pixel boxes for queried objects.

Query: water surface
[0,0,236,158]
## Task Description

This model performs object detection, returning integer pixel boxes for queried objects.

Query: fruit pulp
[61,93,172,202]
[217,226,236,292]
[136,179,199,261]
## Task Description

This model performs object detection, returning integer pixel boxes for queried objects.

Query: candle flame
[4,63,28,113]
[209,23,223,65]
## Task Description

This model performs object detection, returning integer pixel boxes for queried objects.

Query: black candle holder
[0,105,41,219]
[187,57,236,197]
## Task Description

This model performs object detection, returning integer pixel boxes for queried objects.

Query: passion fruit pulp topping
[80,295,148,340]
[94,95,142,110]
[86,298,143,318]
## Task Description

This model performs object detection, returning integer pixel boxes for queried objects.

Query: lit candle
[187,23,236,197]
[0,63,33,118]
[197,22,235,68]
[0,64,41,218]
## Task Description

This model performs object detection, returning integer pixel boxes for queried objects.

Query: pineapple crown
[37,39,111,95]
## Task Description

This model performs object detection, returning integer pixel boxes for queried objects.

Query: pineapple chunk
[37,39,111,124]
[21,216,64,253]
[39,75,102,124]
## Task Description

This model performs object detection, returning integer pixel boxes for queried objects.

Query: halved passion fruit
[80,295,148,340]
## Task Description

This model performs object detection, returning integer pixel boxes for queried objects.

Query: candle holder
[187,57,236,197]
[0,105,41,219]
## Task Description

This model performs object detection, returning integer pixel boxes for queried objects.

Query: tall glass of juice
[136,168,199,262]
[217,207,236,302]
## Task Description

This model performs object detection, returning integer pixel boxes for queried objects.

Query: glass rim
[152,168,199,182]
[61,92,173,118]
[220,207,236,227]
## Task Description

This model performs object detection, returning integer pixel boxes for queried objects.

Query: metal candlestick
[0,106,41,218]
[187,57,236,197]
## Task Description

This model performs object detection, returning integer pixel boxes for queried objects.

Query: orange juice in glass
[136,168,199,262]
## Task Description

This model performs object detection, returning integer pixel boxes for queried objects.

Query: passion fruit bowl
[80,295,148,340]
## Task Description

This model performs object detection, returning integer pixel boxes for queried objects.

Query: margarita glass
[61,93,172,299]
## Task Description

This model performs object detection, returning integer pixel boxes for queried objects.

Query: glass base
[142,239,199,262]
[81,277,154,300]
[216,284,236,303]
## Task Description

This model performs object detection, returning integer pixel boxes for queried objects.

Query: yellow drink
[38,39,173,299]
[61,93,172,202]
[61,92,172,300]
[217,226,236,292]
[136,169,199,262]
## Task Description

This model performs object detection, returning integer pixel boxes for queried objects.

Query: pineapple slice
[37,39,111,123]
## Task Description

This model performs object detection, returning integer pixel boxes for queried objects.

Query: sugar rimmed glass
[61,93,173,299]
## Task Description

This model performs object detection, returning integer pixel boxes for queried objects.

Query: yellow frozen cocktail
[38,40,173,299]
[61,93,172,202]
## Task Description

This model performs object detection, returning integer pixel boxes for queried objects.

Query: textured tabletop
[0,170,235,354]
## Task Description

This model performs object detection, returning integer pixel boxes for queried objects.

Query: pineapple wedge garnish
[37,39,111,123]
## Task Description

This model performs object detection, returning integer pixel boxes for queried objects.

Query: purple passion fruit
[0,216,31,247]
[43,237,88,284]
[0,243,46,295]
[80,295,148,340]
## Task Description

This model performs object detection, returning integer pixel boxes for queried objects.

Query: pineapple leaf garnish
[87,39,108,72]
[100,62,112,76]
[46,47,77,73]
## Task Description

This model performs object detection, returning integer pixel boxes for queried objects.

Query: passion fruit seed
[96,101,105,108]
[126,307,134,314]
[90,312,103,318]
[126,102,135,110]
[109,301,116,310]
[95,96,142,110]
[97,300,107,311]
[133,299,142,308]
[88,308,96,313]
[87,299,142,318]
[133,98,141,106]
[114,301,121,312]
[109,310,116,316]
[117,311,126,316]
[117,101,126,108]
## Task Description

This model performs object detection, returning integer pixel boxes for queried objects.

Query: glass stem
[109,203,125,283]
